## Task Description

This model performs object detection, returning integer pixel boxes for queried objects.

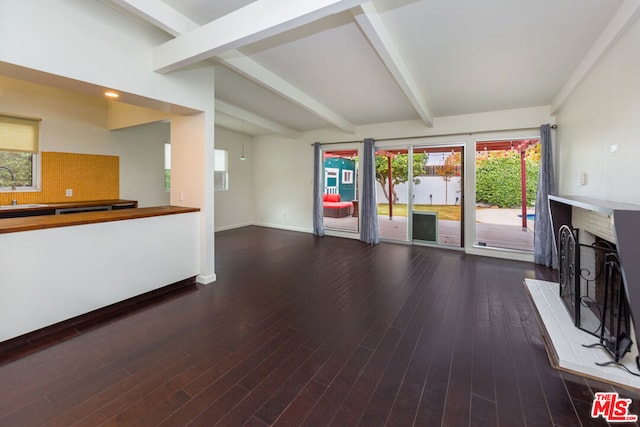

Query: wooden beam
[215,100,301,139]
[218,52,356,133]
[108,0,198,36]
[108,0,316,136]
[152,0,369,73]
[353,3,433,127]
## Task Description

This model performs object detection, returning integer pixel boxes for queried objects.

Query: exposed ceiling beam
[216,100,302,139]
[152,0,368,73]
[353,3,433,127]
[218,51,356,133]
[108,0,198,36]
[108,0,311,137]
[551,0,640,114]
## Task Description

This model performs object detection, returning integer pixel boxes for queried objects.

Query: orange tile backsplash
[0,152,119,205]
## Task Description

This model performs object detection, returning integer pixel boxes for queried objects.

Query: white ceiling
[108,0,626,136]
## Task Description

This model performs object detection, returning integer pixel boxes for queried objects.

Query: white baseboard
[215,221,252,232]
[251,222,313,234]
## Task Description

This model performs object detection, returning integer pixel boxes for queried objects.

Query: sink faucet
[0,166,17,205]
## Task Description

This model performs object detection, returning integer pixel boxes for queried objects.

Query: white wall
[0,0,213,113]
[115,122,171,207]
[253,136,314,233]
[214,126,254,231]
[555,16,640,203]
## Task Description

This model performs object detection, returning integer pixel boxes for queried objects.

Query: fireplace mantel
[549,195,640,368]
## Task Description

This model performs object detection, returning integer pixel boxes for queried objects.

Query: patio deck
[323,208,534,251]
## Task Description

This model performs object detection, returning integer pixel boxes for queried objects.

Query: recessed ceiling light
[104,91,119,98]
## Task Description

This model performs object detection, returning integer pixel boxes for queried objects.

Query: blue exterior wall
[324,157,356,201]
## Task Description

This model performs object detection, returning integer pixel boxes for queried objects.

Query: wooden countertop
[0,205,200,234]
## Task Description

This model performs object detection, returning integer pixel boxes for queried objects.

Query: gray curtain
[534,124,556,267]
[312,142,324,237]
[360,138,380,244]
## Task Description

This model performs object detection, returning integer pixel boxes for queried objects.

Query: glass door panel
[322,149,359,233]
[376,148,411,241]
[411,146,463,247]
[474,139,540,251]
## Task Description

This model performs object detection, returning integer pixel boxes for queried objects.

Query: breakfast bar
[0,206,201,343]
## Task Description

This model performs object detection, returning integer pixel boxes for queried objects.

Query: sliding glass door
[411,145,464,248]
[322,148,359,234]
[474,138,540,252]
[371,143,464,247]
[376,148,411,241]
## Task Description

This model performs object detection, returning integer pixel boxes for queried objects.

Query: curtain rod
[311,124,556,146]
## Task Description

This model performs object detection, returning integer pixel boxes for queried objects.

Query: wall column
[171,111,216,284]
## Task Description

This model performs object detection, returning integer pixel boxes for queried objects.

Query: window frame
[214,148,228,191]
[0,114,41,192]
[0,151,40,192]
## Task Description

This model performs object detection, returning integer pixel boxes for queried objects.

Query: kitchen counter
[0,205,199,234]
[0,204,201,343]
[0,199,138,218]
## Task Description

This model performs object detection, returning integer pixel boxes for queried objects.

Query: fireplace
[557,224,633,362]
[550,195,640,375]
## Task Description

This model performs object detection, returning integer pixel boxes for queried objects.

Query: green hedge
[476,156,539,207]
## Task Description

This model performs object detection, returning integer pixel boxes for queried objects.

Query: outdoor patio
[323,208,534,251]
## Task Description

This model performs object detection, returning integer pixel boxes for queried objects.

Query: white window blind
[0,115,40,153]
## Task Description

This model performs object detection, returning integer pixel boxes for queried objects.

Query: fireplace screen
[558,225,633,363]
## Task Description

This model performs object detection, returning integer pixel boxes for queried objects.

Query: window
[342,169,353,184]
[0,115,40,190]
[214,149,228,190]
[164,142,171,191]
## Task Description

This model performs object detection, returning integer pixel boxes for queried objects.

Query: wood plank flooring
[1,225,639,426]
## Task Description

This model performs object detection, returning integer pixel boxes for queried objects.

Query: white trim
[196,273,217,285]
[251,222,313,234]
[215,221,253,232]
[465,245,533,262]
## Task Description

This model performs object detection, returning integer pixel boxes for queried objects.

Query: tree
[375,153,427,204]
[0,151,32,188]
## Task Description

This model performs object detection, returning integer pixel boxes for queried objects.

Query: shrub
[476,154,539,207]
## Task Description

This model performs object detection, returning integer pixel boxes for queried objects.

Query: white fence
[376,175,462,205]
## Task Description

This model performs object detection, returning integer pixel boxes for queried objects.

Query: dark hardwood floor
[1,226,639,426]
